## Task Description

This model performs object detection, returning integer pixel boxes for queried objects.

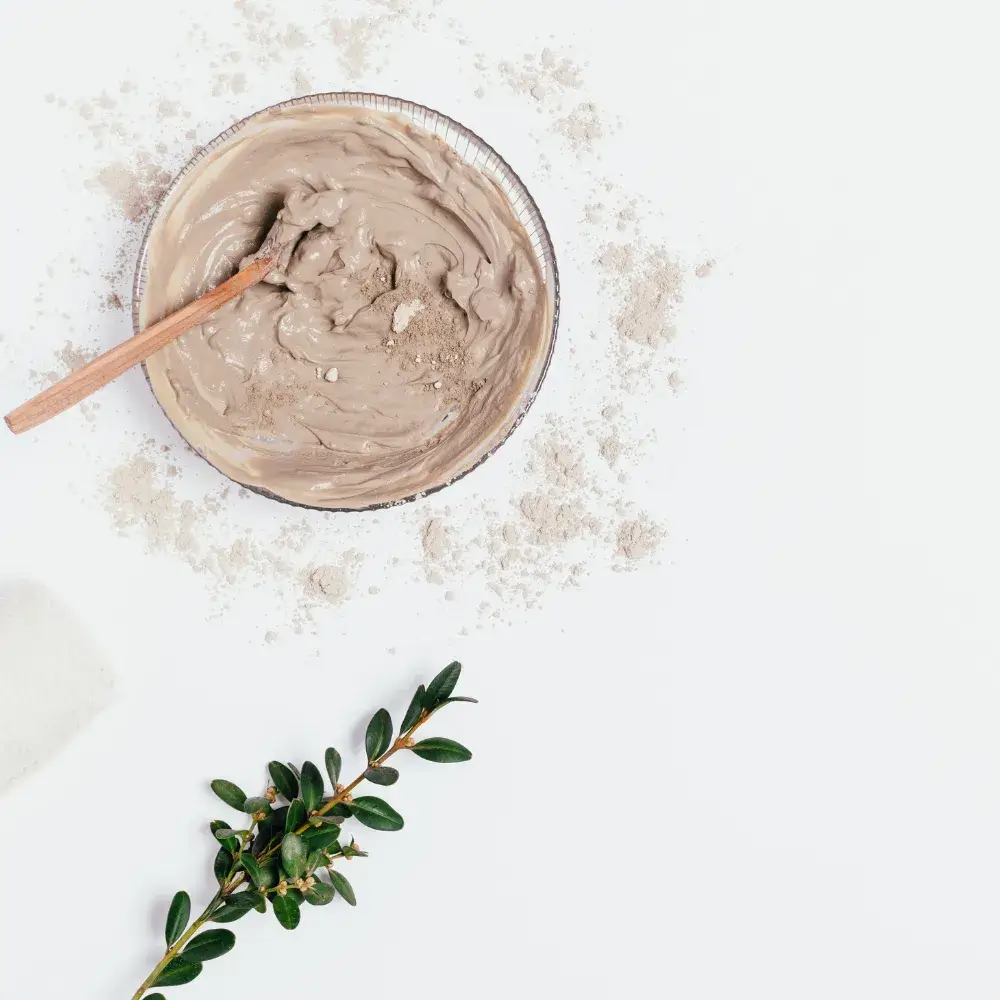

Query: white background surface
[1,0,999,997]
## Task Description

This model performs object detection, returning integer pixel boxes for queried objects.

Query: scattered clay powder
[554,102,605,155]
[421,517,457,585]
[616,515,664,561]
[598,242,684,349]
[89,158,172,222]
[31,340,103,388]
[302,553,363,607]
[58,8,690,635]
[496,48,583,108]
[695,258,716,278]
[99,440,363,629]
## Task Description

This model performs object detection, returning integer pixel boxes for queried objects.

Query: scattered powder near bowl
[31,6,703,640]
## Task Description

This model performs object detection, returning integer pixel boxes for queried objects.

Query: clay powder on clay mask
[140,105,553,509]
[0,581,115,796]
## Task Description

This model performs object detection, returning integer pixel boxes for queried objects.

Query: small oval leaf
[182,929,235,963]
[240,854,264,887]
[300,761,324,814]
[364,766,399,786]
[213,827,241,841]
[349,796,404,832]
[164,890,190,947]
[285,798,306,834]
[328,869,357,906]
[221,890,263,913]
[281,832,307,878]
[211,779,249,812]
[152,957,202,987]
[268,761,299,800]
[304,880,335,906]
[324,748,342,787]
[424,661,461,705]
[211,904,250,924]
[213,847,232,885]
[301,826,341,852]
[411,737,472,763]
[272,893,301,930]
[400,685,426,733]
[209,820,239,853]
[243,796,271,816]
[366,708,393,762]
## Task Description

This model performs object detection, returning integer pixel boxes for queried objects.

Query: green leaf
[152,957,202,987]
[285,798,306,834]
[305,849,326,875]
[182,929,235,962]
[225,890,263,911]
[240,854,264,887]
[411,737,472,763]
[304,879,335,905]
[425,661,462,706]
[257,863,279,889]
[211,904,250,924]
[254,808,286,854]
[145,995,166,1000]
[328,869,357,906]
[365,766,399,786]
[213,847,232,885]
[301,826,340,852]
[366,708,393,762]
[243,796,272,817]
[324,747,342,787]
[272,893,301,930]
[439,696,479,706]
[300,761,324,814]
[164,891,190,947]
[210,820,239,853]
[213,827,241,841]
[400,685,426,733]
[212,891,263,922]
[268,761,299,800]
[349,796,404,831]
[319,799,352,819]
[211,779,248,812]
[254,895,267,914]
[281,833,307,878]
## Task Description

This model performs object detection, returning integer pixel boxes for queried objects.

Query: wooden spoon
[4,253,277,435]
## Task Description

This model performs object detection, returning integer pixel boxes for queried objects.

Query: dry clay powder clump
[101,440,365,629]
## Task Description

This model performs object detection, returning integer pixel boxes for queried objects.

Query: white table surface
[1,0,998,996]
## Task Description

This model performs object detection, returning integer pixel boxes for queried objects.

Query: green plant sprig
[131,662,475,1000]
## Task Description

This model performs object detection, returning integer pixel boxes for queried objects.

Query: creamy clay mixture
[140,105,552,508]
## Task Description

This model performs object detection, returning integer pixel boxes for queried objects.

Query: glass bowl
[132,92,560,512]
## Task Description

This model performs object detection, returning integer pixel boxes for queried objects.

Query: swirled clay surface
[140,105,551,508]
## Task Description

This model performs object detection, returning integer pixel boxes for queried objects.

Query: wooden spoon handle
[4,255,275,436]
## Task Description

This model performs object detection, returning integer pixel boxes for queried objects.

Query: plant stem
[251,710,432,869]
[130,889,224,1000]
[305,709,433,827]
[131,708,435,997]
